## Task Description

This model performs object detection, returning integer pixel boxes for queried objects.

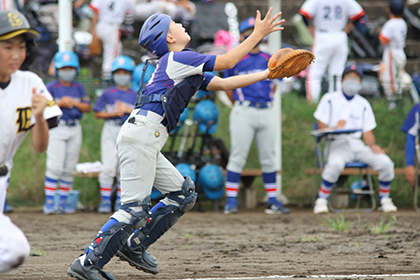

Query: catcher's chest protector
[137,75,204,132]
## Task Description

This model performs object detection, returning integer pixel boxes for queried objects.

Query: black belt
[238,101,271,109]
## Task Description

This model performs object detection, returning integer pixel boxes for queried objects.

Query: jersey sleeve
[401,105,420,136]
[379,21,391,43]
[200,73,216,91]
[172,51,217,75]
[313,95,331,125]
[93,93,107,112]
[77,83,91,104]
[361,103,376,132]
[299,0,315,20]
[347,0,364,21]
[89,0,100,12]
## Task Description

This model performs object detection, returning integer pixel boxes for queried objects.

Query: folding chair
[311,124,376,213]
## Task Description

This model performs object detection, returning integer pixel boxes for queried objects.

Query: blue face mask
[113,74,131,87]
[58,69,77,82]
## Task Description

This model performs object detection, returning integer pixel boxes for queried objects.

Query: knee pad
[120,197,152,229]
[129,177,197,250]
[85,222,133,269]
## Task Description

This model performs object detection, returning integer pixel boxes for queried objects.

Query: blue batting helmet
[54,51,80,75]
[198,164,225,200]
[139,13,171,57]
[193,100,219,134]
[111,55,135,73]
[132,62,156,91]
[176,163,196,182]
[240,17,256,33]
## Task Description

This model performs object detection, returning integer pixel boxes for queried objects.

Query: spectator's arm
[363,130,384,154]
[90,9,98,37]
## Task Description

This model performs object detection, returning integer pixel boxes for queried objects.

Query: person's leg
[328,32,348,93]
[97,22,121,80]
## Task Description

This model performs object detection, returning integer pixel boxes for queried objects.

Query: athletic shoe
[313,197,329,214]
[98,201,112,214]
[223,197,238,214]
[379,197,397,213]
[43,199,55,215]
[116,245,159,274]
[67,258,116,280]
[265,198,290,214]
[58,201,76,214]
[4,201,13,213]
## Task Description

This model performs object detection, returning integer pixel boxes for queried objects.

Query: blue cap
[54,51,80,75]
[198,164,225,200]
[342,64,363,79]
[239,17,256,33]
[390,0,404,16]
[111,55,135,73]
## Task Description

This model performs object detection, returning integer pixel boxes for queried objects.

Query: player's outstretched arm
[213,8,284,71]
[31,88,49,153]
[206,69,269,91]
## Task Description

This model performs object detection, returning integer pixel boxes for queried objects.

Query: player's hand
[31,88,48,120]
[336,120,346,128]
[370,144,385,154]
[115,101,132,114]
[61,96,75,109]
[405,165,416,186]
[253,8,285,39]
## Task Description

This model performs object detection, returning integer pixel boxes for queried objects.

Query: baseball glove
[268,48,315,79]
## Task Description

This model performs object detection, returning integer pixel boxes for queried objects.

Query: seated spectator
[313,64,397,214]
[401,103,420,186]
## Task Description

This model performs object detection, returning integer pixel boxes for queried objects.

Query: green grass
[325,214,352,232]
[366,216,397,234]
[6,78,417,208]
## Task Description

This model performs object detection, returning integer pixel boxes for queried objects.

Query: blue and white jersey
[47,81,90,121]
[94,86,137,122]
[401,104,420,137]
[223,51,274,103]
[141,50,216,115]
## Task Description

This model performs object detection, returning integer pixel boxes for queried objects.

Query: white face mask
[342,79,362,96]
[113,74,131,87]
[58,69,77,82]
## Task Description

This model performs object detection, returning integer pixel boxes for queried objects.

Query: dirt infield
[3,207,420,280]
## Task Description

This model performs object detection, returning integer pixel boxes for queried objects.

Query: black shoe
[116,245,159,274]
[67,258,116,280]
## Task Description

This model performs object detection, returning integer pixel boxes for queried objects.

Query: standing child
[378,0,407,110]
[43,51,91,215]
[0,9,62,273]
[68,9,284,279]
[94,55,137,214]
[223,17,290,215]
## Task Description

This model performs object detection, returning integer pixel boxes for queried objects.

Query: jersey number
[323,6,343,20]
[108,2,115,11]
[16,107,31,133]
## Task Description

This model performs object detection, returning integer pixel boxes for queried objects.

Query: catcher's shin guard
[130,177,197,250]
[84,222,134,269]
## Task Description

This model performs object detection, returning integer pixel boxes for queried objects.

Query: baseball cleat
[313,197,329,214]
[67,258,116,280]
[265,198,290,214]
[98,201,112,214]
[379,197,397,213]
[43,199,55,215]
[116,245,159,274]
[223,197,239,214]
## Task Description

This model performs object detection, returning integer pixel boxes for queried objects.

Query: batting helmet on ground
[193,100,219,134]
[198,164,225,200]
[54,51,80,75]
[139,13,171,57]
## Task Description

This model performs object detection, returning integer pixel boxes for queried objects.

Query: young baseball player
[89,0,134,80]
[300,0,365,103]
[223,17,290,215]
[313,64,397,214]
[378,0,407,111]
[94,55,137,214]
[0,9,62,274]
[43,51,91,215]
[68,9,284,279]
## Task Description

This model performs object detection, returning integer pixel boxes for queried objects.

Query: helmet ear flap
[20,40,38,70]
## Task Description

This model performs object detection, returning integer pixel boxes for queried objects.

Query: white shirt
[300,0,364,32]
[0,71,62,176]
[90,0,133,25]
[314,91,376,140]
[0,0,24,10]
[379,18,407,50]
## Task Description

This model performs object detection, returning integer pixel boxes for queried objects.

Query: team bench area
[304,167,405,176]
